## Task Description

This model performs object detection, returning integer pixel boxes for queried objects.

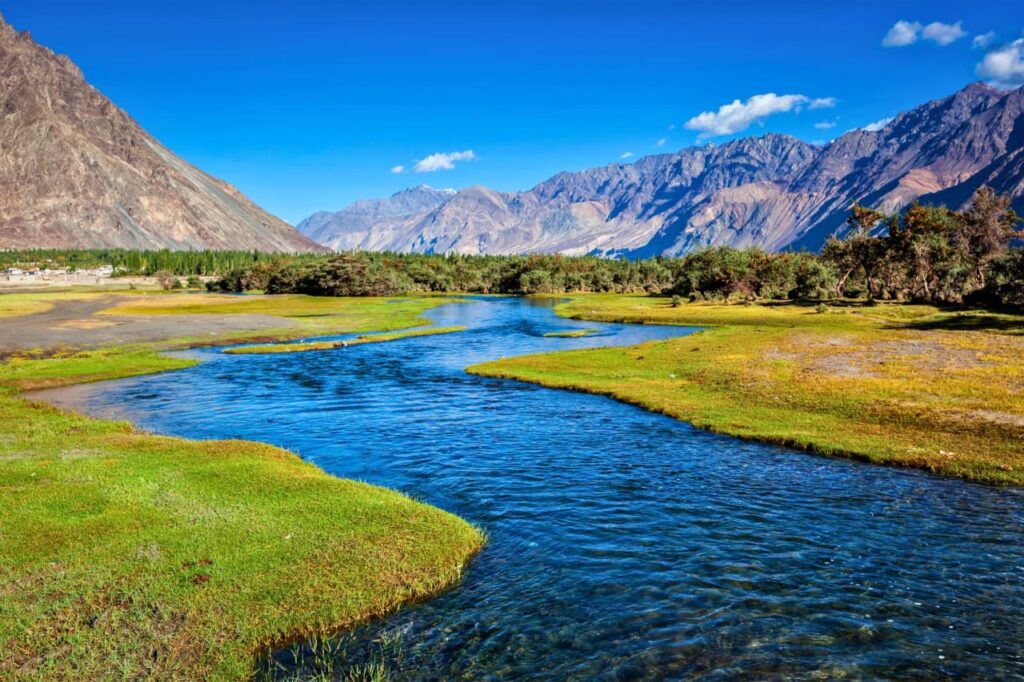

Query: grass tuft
[542,328,599,338]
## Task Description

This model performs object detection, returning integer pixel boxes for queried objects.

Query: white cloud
[655,138,667,147]
[814,121,836,129]
[977,38,1024,87]
[861,117,894,132]
[973,31,996,49]
[390,165,406,174]
[684,93,832,138]
[883,20,966,47]
[620,151,635,159]
[922,21,966,46]
[882,20,922,47]
[668,124,677,131]
[412,150,477,173]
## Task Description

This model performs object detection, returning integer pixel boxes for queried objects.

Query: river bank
[0,293,483,679]
[470,295,1024,485]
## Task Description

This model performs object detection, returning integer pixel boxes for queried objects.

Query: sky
[4,1,1023,224]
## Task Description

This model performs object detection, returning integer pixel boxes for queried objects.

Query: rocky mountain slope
[301,82,1024,256]
[0,15,319,252]
[298,185,455,251]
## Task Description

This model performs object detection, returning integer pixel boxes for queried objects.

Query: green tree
[955,186,1021,289]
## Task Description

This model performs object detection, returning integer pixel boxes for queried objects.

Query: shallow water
[41,298,1024,680]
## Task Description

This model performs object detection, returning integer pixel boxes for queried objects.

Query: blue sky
[4,1,1022,223]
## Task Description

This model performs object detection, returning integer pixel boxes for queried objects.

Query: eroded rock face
[0,15,320,252]
[301,82,1024,256]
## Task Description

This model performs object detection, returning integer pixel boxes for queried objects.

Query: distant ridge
[298,185,456,251]
[300,82,1024,256]
[0,14,320,252]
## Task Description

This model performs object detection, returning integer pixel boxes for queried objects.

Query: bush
[266,255,417,296]
[518,269,566,294]
[790,254,837,300]
[670,247,758,300]
[154,271,176,291]
[966,250,1024,307]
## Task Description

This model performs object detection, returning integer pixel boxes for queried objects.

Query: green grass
[224,326,466,355]
[471,295,1024,485]
[0,296,483,679]
[542,328,598,338]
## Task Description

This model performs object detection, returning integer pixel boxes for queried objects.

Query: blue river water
[41,297,1024,679]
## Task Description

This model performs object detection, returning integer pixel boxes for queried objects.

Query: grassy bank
[224,326,466,355]
[0,294,483,679]
[101,292,461,338]
[542,328,598,338]
[471,295,1024,485]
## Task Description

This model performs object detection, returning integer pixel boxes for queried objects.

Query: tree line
[208,188,1021,306]
[0,248,320,276]
[207,248,840,300]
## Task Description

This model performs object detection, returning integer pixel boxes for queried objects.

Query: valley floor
[470,296,1024,485]
[4,289,1023,677]
[0,292,483,679]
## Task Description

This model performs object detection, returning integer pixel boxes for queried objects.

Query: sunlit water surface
[41,298,1024,680]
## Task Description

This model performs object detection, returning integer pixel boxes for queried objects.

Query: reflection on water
[40,298,1024,680]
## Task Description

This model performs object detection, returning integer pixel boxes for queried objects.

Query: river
[39,297,1024,680]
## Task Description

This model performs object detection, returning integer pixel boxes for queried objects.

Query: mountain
[0,15,319,252]
[300,82,1024,257]
[297,185,456,251]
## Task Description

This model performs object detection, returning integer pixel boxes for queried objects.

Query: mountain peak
[400,184,457,195]
[959,81,999,95]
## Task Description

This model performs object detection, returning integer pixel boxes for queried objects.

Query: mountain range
[300,82,1024,256]
[0,15,318,252]
[3,10,1022,258]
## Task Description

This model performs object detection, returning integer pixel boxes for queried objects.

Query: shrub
[154,271,176,291]
[790,254,837,300]
[966,250,1024,307]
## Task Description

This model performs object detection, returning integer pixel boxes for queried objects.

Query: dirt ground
[0,296,296,355]
[0,276,162,292]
